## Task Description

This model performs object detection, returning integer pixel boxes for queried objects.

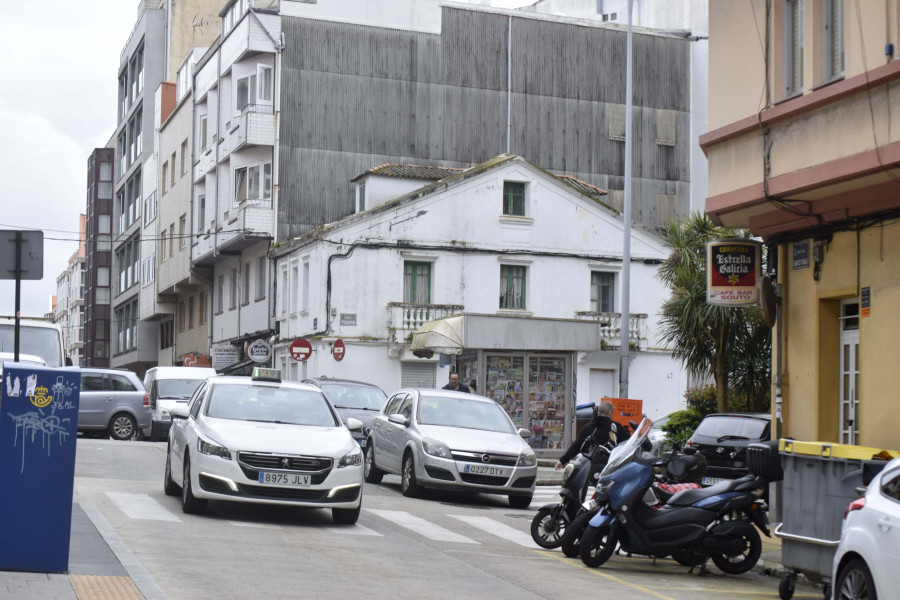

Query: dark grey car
[75,368,151,440]
[302,377,387,445]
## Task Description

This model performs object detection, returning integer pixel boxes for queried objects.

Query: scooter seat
[666,474,755,506]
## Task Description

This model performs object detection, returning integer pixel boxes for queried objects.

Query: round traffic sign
[332,339,346,362]
[289,338,312,362]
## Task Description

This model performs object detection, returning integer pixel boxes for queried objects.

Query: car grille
[237,452,333,484]
[237,484,331,501]
[450,451,518,466]
[459,473,509,486]
[425,466,456,481]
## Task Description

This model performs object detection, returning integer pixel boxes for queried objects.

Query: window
[823,0,844,82]
[499,265,526,310]
[216,276,224,314]
[591,272,615,313]
[234,163,272,203]
[784,0,803,97]
[503,182,526,216]
[168,224,175,258]
[180,140,187,175]
[230,268,237,310]
[302,261,310,311]
[358,181,366,212]
[188,296,195,329]
[162,162,168,194]
[242,263,250,305]
[280,267,289,316]
[170,152,176,188]
[199,291,208,325]
[290,262,299,313]
[115,299,138,353]
[144,192,156,225]
[179,215,186,249]
[256,256,266,300]
[236,65,273,111]
[199,115,208,150]
[159,231,167,261]
[198,196,206,231]
[160,319,173,350]
[404,262,431,303]
[258,65,273,103]
[178,301,186,332]
[236,74,256,111]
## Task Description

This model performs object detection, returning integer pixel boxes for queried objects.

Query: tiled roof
[555,174,607,198]
[359,164,465,181]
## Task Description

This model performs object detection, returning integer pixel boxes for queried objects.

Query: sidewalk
[0,501,155,600]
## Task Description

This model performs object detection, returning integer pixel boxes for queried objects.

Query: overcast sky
[0,0,534,319]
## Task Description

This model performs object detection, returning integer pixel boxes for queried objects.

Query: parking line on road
[538,550,677,600]
[448,515,534,547]
[365,509,479,544]
[105,493,182,522]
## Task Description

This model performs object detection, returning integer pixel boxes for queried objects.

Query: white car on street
[832,456,900,600]
[165,368,364,524]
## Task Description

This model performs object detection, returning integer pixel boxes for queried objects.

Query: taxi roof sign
[251,367,281,383]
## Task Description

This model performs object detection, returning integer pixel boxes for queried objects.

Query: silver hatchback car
[75,367,151,440]
[364,389,537,507]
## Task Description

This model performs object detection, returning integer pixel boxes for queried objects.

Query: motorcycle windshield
[599,417,653,478]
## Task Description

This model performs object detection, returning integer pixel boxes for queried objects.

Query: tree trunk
[715,329,728,413]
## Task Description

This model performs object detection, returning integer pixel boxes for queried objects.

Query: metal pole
[14,231,22,362]
[619,0,633,399]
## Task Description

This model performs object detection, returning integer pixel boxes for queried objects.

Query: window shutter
[656,110,676,146]
[401,362,436,388]
[608,104,626,141]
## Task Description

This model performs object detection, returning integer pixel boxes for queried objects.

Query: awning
[410,315,465,356]
[410,313,610,355]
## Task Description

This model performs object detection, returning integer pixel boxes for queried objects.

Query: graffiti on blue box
[4,368,79,473]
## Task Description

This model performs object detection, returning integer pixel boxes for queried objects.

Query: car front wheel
[401,453,421,497]
[181,454,207,514]
[163,443,180,496]
[332,505,361,525]
[364,442,384,484]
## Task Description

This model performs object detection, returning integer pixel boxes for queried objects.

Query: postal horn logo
[30,385,53,408]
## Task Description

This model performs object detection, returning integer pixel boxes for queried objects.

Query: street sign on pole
[0,230,44,363]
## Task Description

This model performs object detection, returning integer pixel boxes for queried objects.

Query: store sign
[332,339,346,362]
[706,240,760,306]
[245,339,272,363]
[211,344,238,370]
[861,286,871,317]
[182,353,212,368]
[290,338,312,362]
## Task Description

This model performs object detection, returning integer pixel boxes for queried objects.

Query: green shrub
[684,385,717,416]
[661,408,702,450]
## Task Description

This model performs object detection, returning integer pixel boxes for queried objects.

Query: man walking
[442,373,471,393]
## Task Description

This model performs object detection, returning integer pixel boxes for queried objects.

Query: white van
[141,366,216,440]
[0,316,67,367]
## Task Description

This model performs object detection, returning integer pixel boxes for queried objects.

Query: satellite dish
[760,276,777,328]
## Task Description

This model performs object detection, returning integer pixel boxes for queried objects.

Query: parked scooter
[559,440,708,558]
[578,419,773,575]
[530,442,611,548]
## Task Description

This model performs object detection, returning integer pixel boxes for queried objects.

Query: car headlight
[422,437,452,459]
[338,446,363,468]
[197,436,231,460]
[518,448,536,466]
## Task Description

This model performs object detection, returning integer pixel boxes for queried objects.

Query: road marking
[539,550,677,600]
[364,509,478,544]
[325,524,382,536]
[227,520,282,529]
[105,492,181,522]
[448,515,534,547]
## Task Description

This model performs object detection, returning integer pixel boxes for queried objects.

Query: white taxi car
[165,368,364,524]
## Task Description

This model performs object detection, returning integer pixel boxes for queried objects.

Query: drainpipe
[506,16,512,154]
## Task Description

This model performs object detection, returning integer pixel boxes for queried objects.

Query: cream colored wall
[780,223,900,450]
[707,0,767,131]
[168,0,222,81]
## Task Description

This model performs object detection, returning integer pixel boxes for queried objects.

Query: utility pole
[618,0,634,399]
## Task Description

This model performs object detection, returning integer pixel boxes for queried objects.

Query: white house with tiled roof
[271,154,687,456]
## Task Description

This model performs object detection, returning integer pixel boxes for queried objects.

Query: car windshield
[694,416,768,440]
[206,385,340,427]
[319,382,386,410]
[0,325,62,367]
[417,395,516,434]
[157,379,207,400]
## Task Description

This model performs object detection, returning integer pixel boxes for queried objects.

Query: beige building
[703,1,900,449]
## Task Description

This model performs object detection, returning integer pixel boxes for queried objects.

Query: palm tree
[657,212,770,413]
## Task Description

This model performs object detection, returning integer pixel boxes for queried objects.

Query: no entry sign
[290,338,312,362]
[332,339,346,362]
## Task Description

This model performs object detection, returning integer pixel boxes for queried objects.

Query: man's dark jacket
[558,416,619,465]
[442,383,471,393]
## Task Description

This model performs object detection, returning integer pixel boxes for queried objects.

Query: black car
[302,377,387,445]
[685,413,772,485]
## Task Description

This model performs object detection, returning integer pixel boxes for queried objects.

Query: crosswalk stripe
[326,524,382,536]
[364,509,478,544]
[448,515,535,547]
[105,492,182,522]
[227,520,282,529]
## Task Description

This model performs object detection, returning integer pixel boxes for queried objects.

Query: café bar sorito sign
[706,239,761,306]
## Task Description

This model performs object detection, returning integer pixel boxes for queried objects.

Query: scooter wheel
[579,523,618,568]
[530,506,567,549]
[709,521,761,575]
[561,509,595,558]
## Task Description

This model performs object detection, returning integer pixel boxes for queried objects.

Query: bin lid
[779,439,900,460]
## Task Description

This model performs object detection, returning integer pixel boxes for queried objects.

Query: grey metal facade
[277,6,691,240]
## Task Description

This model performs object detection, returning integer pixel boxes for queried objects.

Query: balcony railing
[387,303,464,343]
[573,312,649,351]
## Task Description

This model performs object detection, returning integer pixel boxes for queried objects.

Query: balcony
[387,303,465,344]
[216,200,276,255]
[231,107,275,153]
[573,312,649,351]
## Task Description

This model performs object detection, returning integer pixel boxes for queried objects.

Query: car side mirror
[388,413,409,427]
[345,417,364,432]
[65,356,73,366]
[170,405,189,420]
[518,428,532,439]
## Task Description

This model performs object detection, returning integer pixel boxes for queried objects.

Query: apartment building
[53,215,87,366]
[84,147,115,367]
